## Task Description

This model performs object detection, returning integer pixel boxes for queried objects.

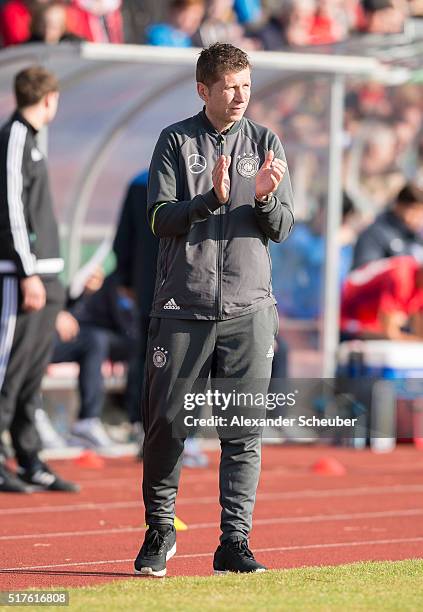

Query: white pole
[322,75,345,378]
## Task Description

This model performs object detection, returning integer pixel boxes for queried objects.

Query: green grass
[40,559,423,612]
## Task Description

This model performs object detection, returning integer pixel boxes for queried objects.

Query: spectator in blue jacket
[272,193,359,319]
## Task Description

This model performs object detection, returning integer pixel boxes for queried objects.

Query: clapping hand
[212,155,232,204]
[255,150,287,200]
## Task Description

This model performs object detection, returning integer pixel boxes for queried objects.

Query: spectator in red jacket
[308,0,350,44]
[0,0,44,46]
[27,1,82,43]
[67,0,123,43]
[0,0,85,46]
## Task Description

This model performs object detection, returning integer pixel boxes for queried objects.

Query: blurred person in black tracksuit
[113,171,209,466]
[0,66,78,493]
[50,270,138,448]
[353,182,423,269]
[113,170,159,436]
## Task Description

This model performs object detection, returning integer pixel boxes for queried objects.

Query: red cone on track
[73,450,105,469]
[311,456,346,476]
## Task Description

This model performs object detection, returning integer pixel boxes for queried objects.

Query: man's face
[396,203,423,234]
[174,4,205,35]
[44,6,66,43]
[44,90,60,123]
[369,7,405,34]
[198,68,251,128]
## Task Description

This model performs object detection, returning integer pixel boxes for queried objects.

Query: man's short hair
[170,0,204,10]
[396,182,423,207]
[196,43,251,87]
[362,0,393,12]
[14,66,59,109]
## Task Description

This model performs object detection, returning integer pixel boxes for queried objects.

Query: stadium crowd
[0,0,423,48]
[263,76,423,315]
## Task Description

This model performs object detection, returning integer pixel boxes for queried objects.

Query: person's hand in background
[20,275,46,312]
[56,311,80,342]
[83,265,104,294]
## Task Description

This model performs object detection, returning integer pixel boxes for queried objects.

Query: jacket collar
[199,107,243,136]
[12,110,38,135]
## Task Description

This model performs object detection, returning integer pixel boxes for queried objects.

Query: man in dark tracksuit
[352,182,423,270]
[113,170,160,427]
[134,43,294,576]
[0,66,78,493]
[113,172,207,463]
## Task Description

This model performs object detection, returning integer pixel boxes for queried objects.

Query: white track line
[2,537,423,573]
[80,462,423,488]
[1,508,423,542]
[188,508,423,530]
[2,483,423,516]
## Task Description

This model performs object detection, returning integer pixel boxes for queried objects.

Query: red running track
[1,446,423,588]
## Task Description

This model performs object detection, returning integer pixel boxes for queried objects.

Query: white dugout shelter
[0,39,421,377]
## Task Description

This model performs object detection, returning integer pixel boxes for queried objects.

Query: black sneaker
[18,462,80,492]
[134,525,176,577]
[0,462,32,493]
[213,539,267,574]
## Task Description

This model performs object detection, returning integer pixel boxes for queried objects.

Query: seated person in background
[360,0,406,35]
[0,0,84,46]
[353,182,423,269]
[114,171,209,467]
[233,0,262,26]
[26,1,83,43]
[273,192,360,319]
[113,171,159,443]
[67,0,124,43]
[50,270,138,448]
[146,0,205,47]
[258,0,316,50]
[341,255,423,341]
[195,0,261,50]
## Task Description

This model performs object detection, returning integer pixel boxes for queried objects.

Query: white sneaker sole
[134,543,176,578]
[213,567,266,575]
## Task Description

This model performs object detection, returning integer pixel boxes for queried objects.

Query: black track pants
[0,276,64,467]
[142,305,278,542]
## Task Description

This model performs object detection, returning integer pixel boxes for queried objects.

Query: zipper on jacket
[216,133,225,319]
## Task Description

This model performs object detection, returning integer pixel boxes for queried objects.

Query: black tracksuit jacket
[113,171,159,316]
[352,208,423,270]
[0,111,62,278]
[147,109,294,320]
